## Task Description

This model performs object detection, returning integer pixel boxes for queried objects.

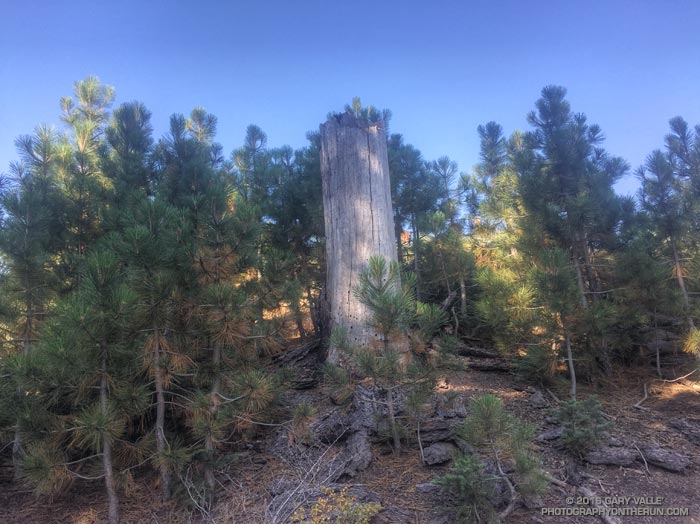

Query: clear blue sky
[2,0,700,196]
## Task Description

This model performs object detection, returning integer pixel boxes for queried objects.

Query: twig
[658,369,697,383]
[597,478,608,494]
[546,388,561,403]
[633,444,650,476]
[633,383,650,411]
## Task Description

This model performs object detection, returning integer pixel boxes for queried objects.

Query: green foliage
[684,327,700,357]
[434,454,499,524]
[514,344,557,386]
[415,302,448,341]
[21,442,73,496]
[3,76,700,518]
[554,397,610,456]
[71,402,126,451]
[321,361,353,405]
[354,256,415,346]
[436,394,546,523]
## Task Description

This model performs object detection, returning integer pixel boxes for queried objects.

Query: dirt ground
[2,363,699,524]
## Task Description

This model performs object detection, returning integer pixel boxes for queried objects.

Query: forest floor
[2,358,700,524]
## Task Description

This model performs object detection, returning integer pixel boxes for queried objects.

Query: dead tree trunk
[320,113,399,363]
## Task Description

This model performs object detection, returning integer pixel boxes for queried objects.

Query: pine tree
[517,86,627,387]
[353,256,417,450]
[470,124,537,353]
[638,147,694,329]
[388,134,442,299]
[56,77,115,289]
[116,198,188,499]
[20,248,137,524]
[0,126,62,476]
[104,101,155,205]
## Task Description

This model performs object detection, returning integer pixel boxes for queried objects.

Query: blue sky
[2,0,699,196]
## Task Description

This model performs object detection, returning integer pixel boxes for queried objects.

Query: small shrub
[683,327,700,357]
[321,362,353,405]
[433,454,499,524]
[289,402,316,445]
[514,344,557,386]
[436,394,546,523]
[291,486,382,524]
[554,397,610,457]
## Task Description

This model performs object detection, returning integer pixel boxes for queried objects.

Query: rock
[483,462,512,509]
[641,445,690,472]
[350,384,406,433]
[669,418,700,446]
[337,430,373,478]
[423,442,458,465]
[420,417,463,443]
[310,408,351,444]
[529,390,548,408]
[522,494,544,509]
[272,339,322,389]
[536,427,564,441]
[564,458,583,487]
[329,386,353,405]
[416,482,440,494]
[452,437,475,455]
[586,447,636,466]
[374,506,417,524]
[606,435,624,447]
[434,394,468,418]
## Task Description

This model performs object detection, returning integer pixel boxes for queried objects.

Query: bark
[100,354,119,524]
[412,218,421,301]
[671,239,694,330]
[293,300,307,340]
[205,341,221,490]
[12,304,32,478]
[153,328,171,499]
[571,243,589,309]
[320,113,399,362]
[579,233,598,298]
[306,286,319,336]
[459,277,467,315]
[394,215,404,265]
[654,309,662,377]
[13,210,34,478]
[386,387,401,451]
[564,331,577,400]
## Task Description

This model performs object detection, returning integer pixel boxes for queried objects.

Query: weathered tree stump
[320,112,399,363]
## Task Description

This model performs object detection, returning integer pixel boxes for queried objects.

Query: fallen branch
[544,472,621,524]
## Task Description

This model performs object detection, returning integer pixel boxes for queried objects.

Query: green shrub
[436,394,546,523]
[434,454,499,524]
[513,344,557,386]
[554,397,610,457]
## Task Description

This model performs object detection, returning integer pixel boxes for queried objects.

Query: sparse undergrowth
[435,393,546,523]
[290,486,382,524]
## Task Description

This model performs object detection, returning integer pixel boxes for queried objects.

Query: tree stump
[320,112,399,363]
